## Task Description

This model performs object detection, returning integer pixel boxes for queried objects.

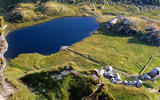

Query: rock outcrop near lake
[105,16,139,36]
[106,16,160,46]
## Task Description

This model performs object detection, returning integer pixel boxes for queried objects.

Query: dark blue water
[4,17,99,59]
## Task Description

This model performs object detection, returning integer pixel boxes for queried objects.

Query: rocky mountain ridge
[0,17,14,100]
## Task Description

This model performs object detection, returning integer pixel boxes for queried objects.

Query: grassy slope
[107,83,158,100]
[2,1,160,100]
[5,24,160,100]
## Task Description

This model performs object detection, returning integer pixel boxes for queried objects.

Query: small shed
[122,80,128,85]
[143,74,151,80]
[136,79,143,87]
[104,72,114,78]
[105,66,113,71]
[110,78,117,83]
[114,73,121,82]
[150,67,160,76]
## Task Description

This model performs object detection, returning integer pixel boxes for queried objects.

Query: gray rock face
[145,26,158,31]
[143,30,160,46]
[118,19,139,35]
[105,17,139,36]
[6,11,23,22]
[0,23,14,100]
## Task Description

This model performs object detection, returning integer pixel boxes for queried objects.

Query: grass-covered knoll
[20,65,115,100]
[5,64,158,100]
[107,83,159,100]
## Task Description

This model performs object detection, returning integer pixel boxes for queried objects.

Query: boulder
[98,5,104,9]
[145,26,158,31]
[61,70,69,76]
[91,74,99,80]
[54,74,62,80]
[70,70,78,74]
[118,19,139,35]
[109,17,119,24]
[142,30,160,45]
[114,73,121,82]
[105,17,139,36]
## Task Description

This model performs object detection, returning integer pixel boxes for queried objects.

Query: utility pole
[138,56,154,75]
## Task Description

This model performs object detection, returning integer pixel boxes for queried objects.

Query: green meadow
[1,1,160,100]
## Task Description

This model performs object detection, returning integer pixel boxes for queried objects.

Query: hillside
[2,0,160,5]
[0,0,160,100]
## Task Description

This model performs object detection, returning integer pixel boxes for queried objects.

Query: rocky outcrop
[5,11,23,22]
[0,18,14,100]
[106,16,160,46]
[142,29,160,46]
[118,19,139,35]
[105,16,139,36]
[21,65,115,100]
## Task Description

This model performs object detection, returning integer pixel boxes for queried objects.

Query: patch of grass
[2,1,160,100]
[107,83,159,100]
[20,66,115,100]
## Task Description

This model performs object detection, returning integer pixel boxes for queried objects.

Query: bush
[143,83,154,89]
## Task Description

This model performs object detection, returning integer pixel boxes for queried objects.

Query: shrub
[143,82,154,89]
